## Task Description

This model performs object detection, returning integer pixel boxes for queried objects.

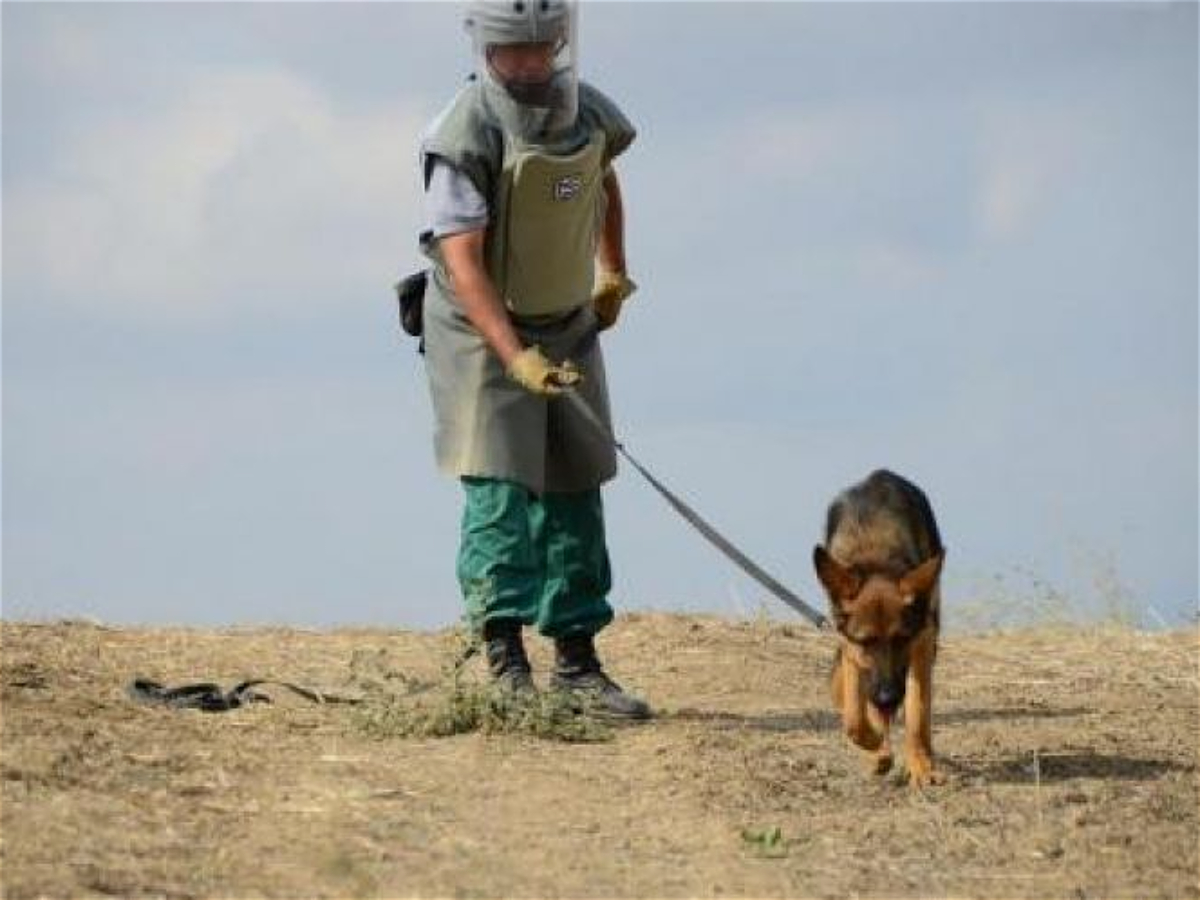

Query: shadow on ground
[666,704,1091,734]
[945,751,1195,783]
[939,705,1092,724]
[667,708,840,732]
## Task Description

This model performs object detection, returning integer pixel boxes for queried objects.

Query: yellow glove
[506,346,582,396]
[592,270,637,332]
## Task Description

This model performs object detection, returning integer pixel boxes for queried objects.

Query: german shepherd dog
[812,470,945,786]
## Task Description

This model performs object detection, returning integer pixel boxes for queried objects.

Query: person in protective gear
[414,0,649,719]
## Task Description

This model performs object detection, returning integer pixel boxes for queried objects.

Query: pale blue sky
[3,1,1197,630]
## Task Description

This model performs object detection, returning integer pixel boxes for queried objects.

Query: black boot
[550,634,652,720]
[482,619,535,695]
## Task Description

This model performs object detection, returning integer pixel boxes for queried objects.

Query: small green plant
[351,674,610,742]
[319,849,379,896]
[347,637,612,743]
[741,825,789,858]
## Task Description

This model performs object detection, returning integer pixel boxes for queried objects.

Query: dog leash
[562,388,830,630]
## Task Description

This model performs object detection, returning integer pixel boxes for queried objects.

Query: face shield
[465,0,579,143]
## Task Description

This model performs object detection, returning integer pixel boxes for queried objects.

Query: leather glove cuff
[593,270,637,332]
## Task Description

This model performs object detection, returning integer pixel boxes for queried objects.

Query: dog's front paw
[869,748,894,775]
[906,757,945,788]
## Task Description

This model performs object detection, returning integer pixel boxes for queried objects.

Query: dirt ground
[2,614,1196,899]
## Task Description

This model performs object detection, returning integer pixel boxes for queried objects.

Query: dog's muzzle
[869,677,906,719]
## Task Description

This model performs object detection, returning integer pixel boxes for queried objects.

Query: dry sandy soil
[2,614,1196,899]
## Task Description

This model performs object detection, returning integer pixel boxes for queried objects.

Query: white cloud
[741,103,910,184]
[7,63,428,323]
[974,101,1087,242]
[717,103,955,284]
[8,6,109,89]
[856,240,946,290]
[978,154,1057,242]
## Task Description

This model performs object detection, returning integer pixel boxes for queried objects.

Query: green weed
[741,825,789,858]
[347,637,612,743]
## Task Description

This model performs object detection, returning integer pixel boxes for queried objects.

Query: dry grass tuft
[350,671,613,742]
[345,636,612,742]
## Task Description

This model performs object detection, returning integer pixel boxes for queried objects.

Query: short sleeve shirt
[424,159,489,239]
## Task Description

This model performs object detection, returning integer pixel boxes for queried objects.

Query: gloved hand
[592,270,637,332]
[506,346,582,396]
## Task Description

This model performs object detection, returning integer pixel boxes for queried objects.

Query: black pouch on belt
[394,269,427,338]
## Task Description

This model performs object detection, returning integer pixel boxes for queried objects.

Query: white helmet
[464,0,579,142]
[464,0,572,46]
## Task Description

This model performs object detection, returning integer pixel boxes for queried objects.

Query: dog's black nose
[871,683,904,715]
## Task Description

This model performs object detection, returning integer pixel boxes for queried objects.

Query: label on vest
[554,174,583,201]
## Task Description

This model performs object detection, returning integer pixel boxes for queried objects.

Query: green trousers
[457,477,614,638]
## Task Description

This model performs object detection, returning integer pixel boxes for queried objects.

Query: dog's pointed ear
[813,546,861,605]
[900,551,945,600]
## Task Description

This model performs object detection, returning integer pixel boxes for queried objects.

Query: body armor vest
[487,130,605,317]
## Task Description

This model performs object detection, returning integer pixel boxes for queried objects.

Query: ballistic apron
[420,82,634,494]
